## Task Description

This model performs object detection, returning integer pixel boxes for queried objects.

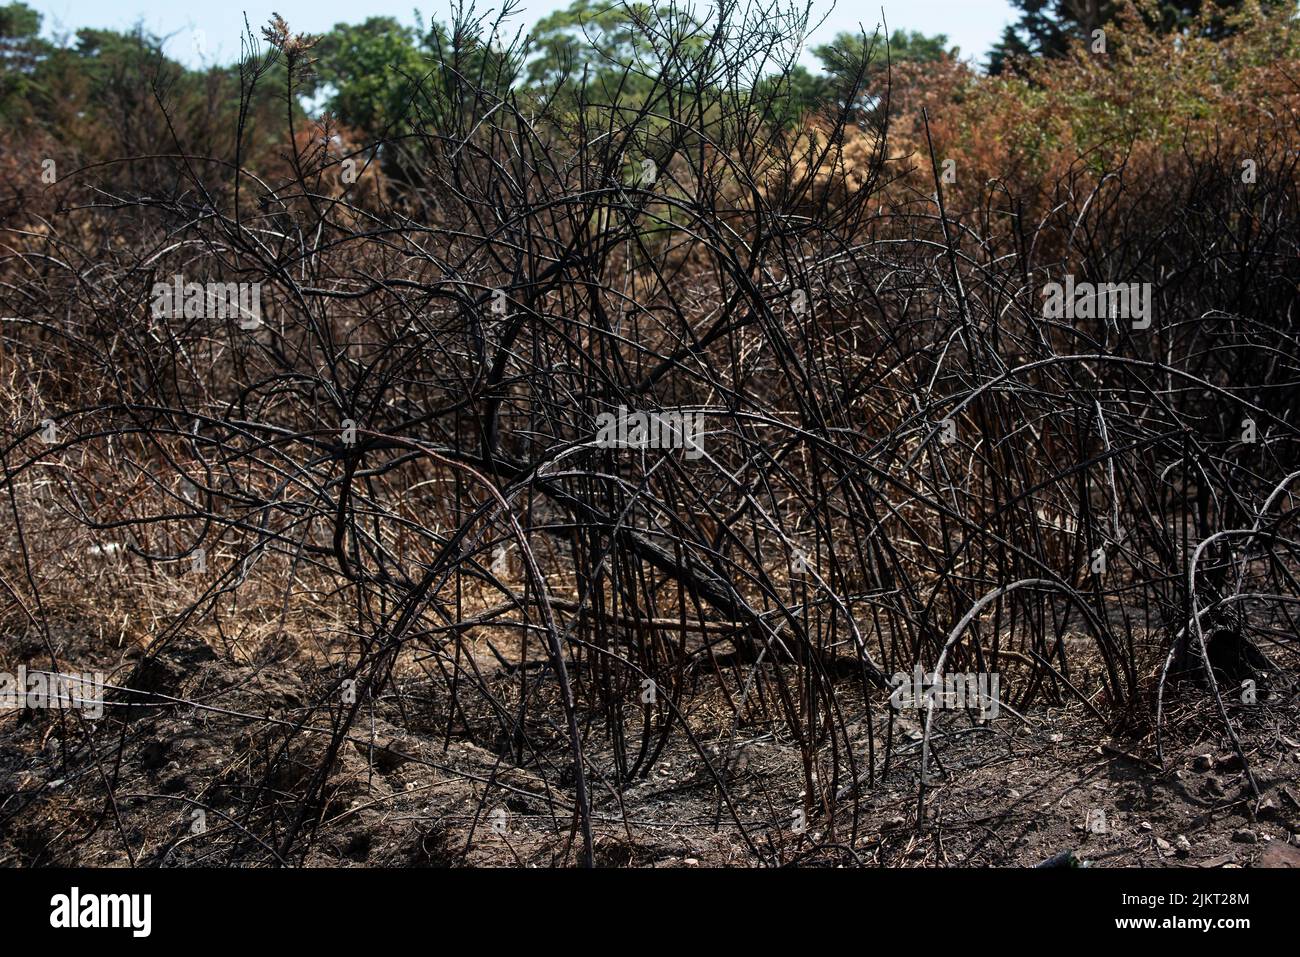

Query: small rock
[1257,797,1279,819]
[1215,753,1243,772]
[1232,828,1258,844]
[1175,835,1192,856]
[1140,821,1153,831]
[683,857,699,866]
[1155,837,1174,856]
[1257,843,1300,868]
[1192,753,1214,771]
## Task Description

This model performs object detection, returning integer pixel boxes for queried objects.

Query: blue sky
[30,1,1019,69]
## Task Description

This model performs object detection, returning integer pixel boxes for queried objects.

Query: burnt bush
[1,1,1298,865]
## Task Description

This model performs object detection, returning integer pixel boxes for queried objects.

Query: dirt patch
[2,622,1297,867]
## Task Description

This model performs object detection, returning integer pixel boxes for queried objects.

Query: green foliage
[988,0,1298,73]
[3,0,1294,190]
[528,1,657,94]
[0,2,50,123]
[813,28,957,79]
[524,0,708,106]
[309,17,434,141]
[0,4,196,155]
[805,29,958,118]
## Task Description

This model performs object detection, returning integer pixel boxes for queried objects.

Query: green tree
[813,28,957,80]
[308,13,519,161]
[524,0,705,103]
[988,0,1297,73]
[309,17,433,141]
[808,29,958,116]
[0,2,51,123]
